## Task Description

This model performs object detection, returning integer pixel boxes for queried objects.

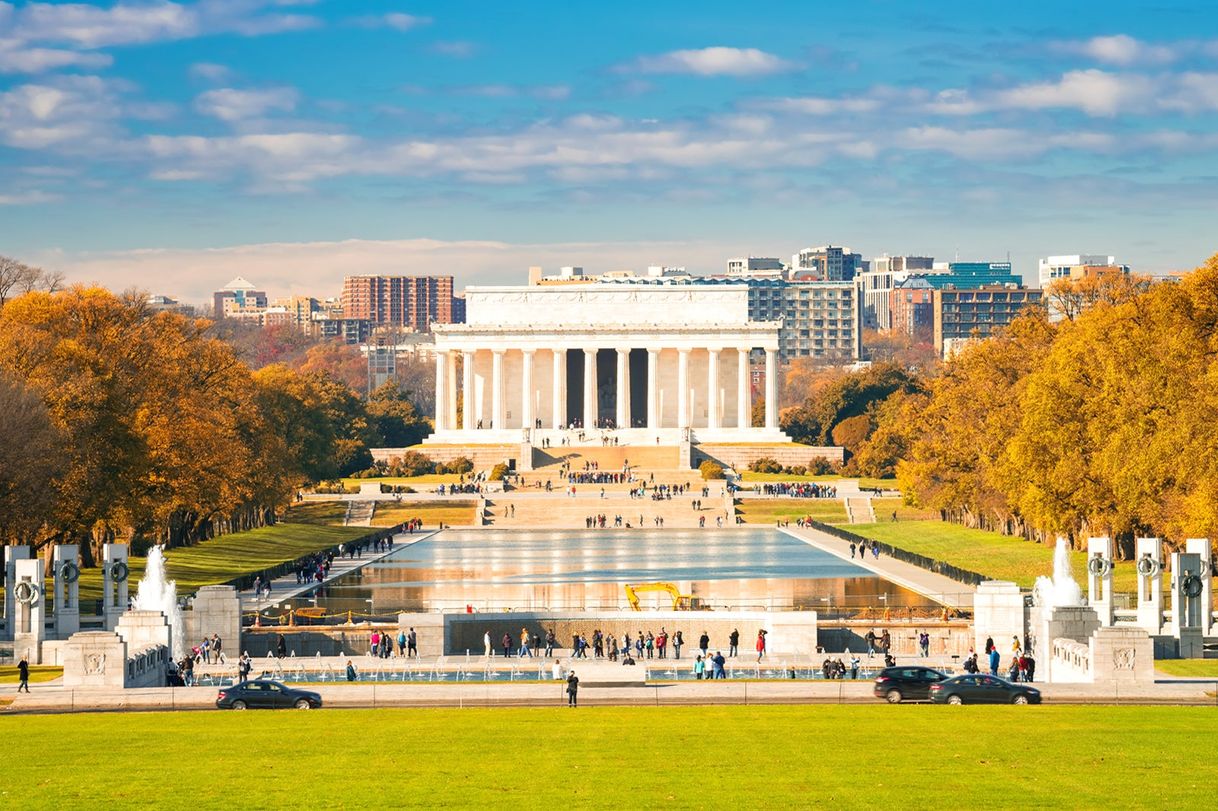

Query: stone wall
[693,443,844,471]
[973,581,1026,655]
[373,445,517,470]
[184,586,241,656]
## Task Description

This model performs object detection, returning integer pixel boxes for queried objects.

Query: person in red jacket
[755,629,768,662]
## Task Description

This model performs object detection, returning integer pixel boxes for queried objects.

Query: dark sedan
[216,679,322,710]
[872,666,947,703]
[929,674,1041,705]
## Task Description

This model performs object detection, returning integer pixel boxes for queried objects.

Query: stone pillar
[521,349,535,430]
[102,543,130,631]
[53,544,80,638]
[646,349,660,429]
[973,581,1025,659]
[552,349,566,429]
[434,351,448,432]
[677,349,690,428]
[12,557,45,664]
[491,350,505,430]
[62,631,127,688]
[461,351,474,430]
[1086,536,1114,627]
[1135,537,1163,635]
[582,348,597,429]
[1185,538,1213,636]
[764,349,778,429]
[4,545,31,640]
[737,348,751,429]
[615,349,630,429]
[706,349,720,430]
[186,585,242,658]
[447,351,458,431]
[1169,551,1204,657]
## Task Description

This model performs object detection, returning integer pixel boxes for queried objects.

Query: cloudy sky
[2,0,1217,301]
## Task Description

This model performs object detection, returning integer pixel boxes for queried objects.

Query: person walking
[566,670,579,707]
[407,627,418,658]
[519,628,532,658]
[755,629,767,662]
[399,629,409,657]
[239,651,252,681]
[212,633,225,664]
[880,629,891,654]
[483,630,492,658]
[545,629,556,658]
[988,646,1001,676]
[712,651,727,679]
[275,633,287,659]
[501,632,513,658]
[16,655,30,693]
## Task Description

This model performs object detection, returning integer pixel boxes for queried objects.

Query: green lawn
[340,474,462,487]
[1153,659,1218,678]
[0,706,1213,808]
[737,498,849,525]
[871,497,939,522]
[76,523,372,603]
[847,520,1137,593]
[0,665,62,684]
[280,500,348,525]
[371,500,478,528]
[739,472,896,490]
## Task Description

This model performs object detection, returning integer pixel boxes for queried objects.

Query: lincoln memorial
[424,284,794,451]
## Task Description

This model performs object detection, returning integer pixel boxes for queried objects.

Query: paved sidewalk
[782,525,976,610]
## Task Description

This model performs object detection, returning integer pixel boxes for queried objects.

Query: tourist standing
[755,629,767,662]
[566,670,579,707]
[545,629,556,658]
[239,651,252,681]
[346,660,357,682]
[988,646,1000,676]
[673,630,683,660]
[729,628,739,657]
[407,627,418,658]
[16,655,30,693]
[699,631,710,659]
[276,634,287,659]
[694,655,705,680]
[865,630,877,657]
[502,632,512,658]
[712,651,727,679]
[880,629,891,654]
[399,629,408,657]
[484,630,492,657]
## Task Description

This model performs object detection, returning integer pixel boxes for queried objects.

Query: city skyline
[2,1,1218,299]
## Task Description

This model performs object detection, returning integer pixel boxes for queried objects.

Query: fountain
[132,545,186,659]
[1033,537,1085,608]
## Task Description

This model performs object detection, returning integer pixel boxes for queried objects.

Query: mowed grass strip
[848,520,1137,593]
[280,501,349,525]
[0,706,1212,808]
[737,498,849,525]
[371,500,478,527]
[77,523,372,602]
[871,497,939,521]
[1153,659,1218,677]
[0,665,62,684]
[738,472,896,490]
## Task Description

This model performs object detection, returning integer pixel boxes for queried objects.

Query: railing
[809,520,989,587]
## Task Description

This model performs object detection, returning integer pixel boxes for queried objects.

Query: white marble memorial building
[425,285,791,445]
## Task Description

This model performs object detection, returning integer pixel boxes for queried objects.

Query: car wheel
[1012,694,1029,705]
[946,694,964,705]
[294,698,312,710]
[885,689,903,704]
[231,700,247,711]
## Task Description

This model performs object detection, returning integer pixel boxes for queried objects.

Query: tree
[0,375,63,544]
[293,340,367,392]
[367,382,432,447]
[1045,272,1151,322]
[781,362,921,445]
[0,255,63,306]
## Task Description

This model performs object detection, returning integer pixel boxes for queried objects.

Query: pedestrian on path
[17,655,30,693]
[755,629,767,662]
[484,630,492,657]
[407,627,418,658]
[566,671,579,707]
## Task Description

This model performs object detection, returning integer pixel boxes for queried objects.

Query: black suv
[216,679,322,710]
[872,665,947,703]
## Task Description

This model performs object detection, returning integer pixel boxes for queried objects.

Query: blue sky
[1,0,1217,300]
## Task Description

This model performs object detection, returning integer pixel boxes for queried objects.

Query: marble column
[447,351,458,431]
[615,348,630,428]
[521,349,535,430]
[737,348,751,428]
[461,351,474,430]
[491,349,505,429]
[646,348,660,429]
[677,349,690,428]
[552,349,566,429]
[765,348,778,429]
[434,351,448,431]
[706,349,721,429]
[583,348,597,428]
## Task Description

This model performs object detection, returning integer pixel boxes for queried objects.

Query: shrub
[439,456,474,475]
[489,462,510,481]
[749,456,783,474]
[394,450,436,477]
[699,460,725,480]
[808,458,839,476]
[786,465,807,476]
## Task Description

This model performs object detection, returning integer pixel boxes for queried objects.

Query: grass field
[737,498,849,525]
[0,665,62,684]
[871,497,939,522]
[371,500,478,527]
[847,520,1137,593]
[280,501,348,525]
[1153,659,1218,677]
[340,474,462,487]
[739,472,895,490]
[76,523,373,602]
[0,706,1212,808]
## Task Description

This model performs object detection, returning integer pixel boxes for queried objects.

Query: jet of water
[1033,537,1085,608]
[132,545,186,658]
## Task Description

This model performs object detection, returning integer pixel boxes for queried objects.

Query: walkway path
[240,530,437,613]
[782,525,976,610]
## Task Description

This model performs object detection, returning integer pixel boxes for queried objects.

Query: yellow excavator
[625,582,700,611]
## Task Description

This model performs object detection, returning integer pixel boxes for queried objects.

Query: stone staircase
[844,496,875,525]
[344,500,376,527]
[484,492,732,529]
[531,444,681,472]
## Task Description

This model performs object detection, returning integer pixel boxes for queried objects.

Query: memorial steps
[482,494,732,529]
[530,444,681,473]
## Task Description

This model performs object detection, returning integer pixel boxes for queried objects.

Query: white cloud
[1075,35,1179,66]
[382,12,431,32]
[1162,72,1218,112]
[757,96,881,114]
[0,189,58,204]
[994,69,1155,116]
[0,75,126,149]
[194,87,299,122]
[630,47,797,77]
[0,41,113,74]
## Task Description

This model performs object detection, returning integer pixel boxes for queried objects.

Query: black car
[216,679,322,710]
[873,666,947,703]
[929,674,1041,705]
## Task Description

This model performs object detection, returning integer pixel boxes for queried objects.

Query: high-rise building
[791,245,864,282]
[272,295,320,328]
[212,277,268,319]
[933,286,1044,357]
[855,255,937,330]
[340,275,457,332]
[889,277,936,339]
[745,278,861,362]
[726,257,785,278]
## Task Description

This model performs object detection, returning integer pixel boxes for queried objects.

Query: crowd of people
[755,482,838,498]
[480,626,772,668]
[367,627,419,658]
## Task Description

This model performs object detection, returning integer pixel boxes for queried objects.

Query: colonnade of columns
[433,346,780,433]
